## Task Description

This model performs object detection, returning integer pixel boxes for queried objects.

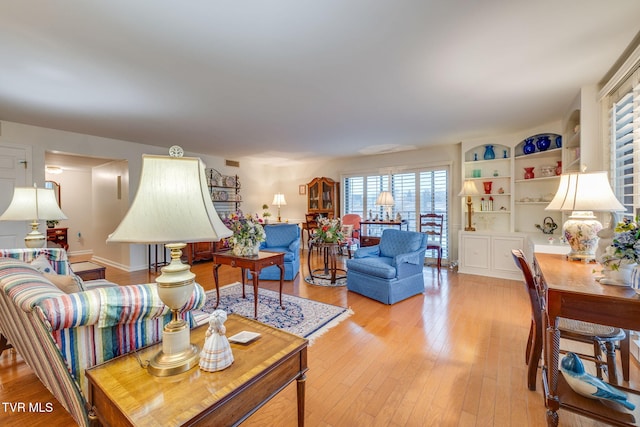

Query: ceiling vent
[225,160,240,168]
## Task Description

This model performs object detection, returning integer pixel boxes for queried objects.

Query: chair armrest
[394,250,425,266]
[38,282,206,330]
[288,239,301,252]
[354,245,380,258]
[394,250,427,278]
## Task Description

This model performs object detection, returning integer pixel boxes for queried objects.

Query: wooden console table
[535,253,640,426]
[47,227,68,250]
[212,251,285,319]
[86,314,308,426]
[359,220,408,246]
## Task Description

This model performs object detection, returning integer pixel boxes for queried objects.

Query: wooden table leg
[329,246,337,284]
[0,333,12,356]
[241,267,247,298]
[278,264,284,309]
[251,269,259,319]
[212,263,221,309]
[621,330,630,382]
[297,373,306,427]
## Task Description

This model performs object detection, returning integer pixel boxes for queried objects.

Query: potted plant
[46,220,59,228]
[262,204,271,223]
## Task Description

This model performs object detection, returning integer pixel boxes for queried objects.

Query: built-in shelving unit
[564,109,581,173]
[462,144,512,233]
[513,137,562,234]
[206,168,241,217]
[459,130,572,279]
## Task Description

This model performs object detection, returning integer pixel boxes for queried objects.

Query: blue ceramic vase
[483,145,495,160]
[536,135,551,151]
[555,135,562,148]
[523,138,536,155]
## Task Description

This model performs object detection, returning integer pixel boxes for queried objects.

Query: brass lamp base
[147,343,200,377]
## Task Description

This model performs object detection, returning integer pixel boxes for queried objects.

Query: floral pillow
[30,254,55,274]
[341,224,354,238]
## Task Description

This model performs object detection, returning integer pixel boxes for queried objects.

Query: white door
[0,143,31,248]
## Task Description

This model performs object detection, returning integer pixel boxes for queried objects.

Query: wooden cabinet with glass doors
[307,177,339,218]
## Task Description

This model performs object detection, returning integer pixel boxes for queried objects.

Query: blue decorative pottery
[523,138,536,155]
[483,145,495,160]
[536,135,551,151]
[503,149,508,158]
[555,135,562,148]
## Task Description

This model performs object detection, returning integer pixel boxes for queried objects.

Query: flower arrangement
[222,211,266,256]
[312,217,345,244]
[601,217,640,269]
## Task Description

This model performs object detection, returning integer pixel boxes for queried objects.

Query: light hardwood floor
[0,250,635,426]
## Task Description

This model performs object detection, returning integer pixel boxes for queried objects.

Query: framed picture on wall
[299,185,306,195]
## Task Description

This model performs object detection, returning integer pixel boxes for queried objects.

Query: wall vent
[225,160,240,168]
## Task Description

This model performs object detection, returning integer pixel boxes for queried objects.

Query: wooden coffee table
[212,251,285,319]
[86,314,308,426]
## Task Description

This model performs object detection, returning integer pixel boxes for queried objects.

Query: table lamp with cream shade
[107,146,232,376]
[272,193,287,222]
[545,171,624,261]
[376,191,394,220]
[0,184,67,248]
[458,180,479,231]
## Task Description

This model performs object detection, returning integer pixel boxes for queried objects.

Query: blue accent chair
[346,229,428,304]
[251,224,301,280]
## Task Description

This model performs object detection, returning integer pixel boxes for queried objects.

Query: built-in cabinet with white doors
[458,114,591,278]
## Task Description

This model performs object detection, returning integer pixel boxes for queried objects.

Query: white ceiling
[2,1,640,163]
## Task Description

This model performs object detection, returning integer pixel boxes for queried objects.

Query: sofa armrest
[354,245,380,258]
[38,282,206,330]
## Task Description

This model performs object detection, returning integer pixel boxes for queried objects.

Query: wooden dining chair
[420,213,444,271]
[511,249,628,390]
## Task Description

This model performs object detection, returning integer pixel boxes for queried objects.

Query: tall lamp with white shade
[545,171,624,261]
[272,193,287,222]
[107,147,232,376]
[0,185,67,248]
[458,180,479,231]
[376,191,395,220]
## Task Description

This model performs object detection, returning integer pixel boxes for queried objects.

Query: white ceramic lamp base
[563,212,602,262]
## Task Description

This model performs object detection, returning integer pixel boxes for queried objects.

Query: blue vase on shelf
[503,149,508,158]
[536,135,551,151]
[483,145,495,160]
[523,138,536,155]
[555,135,562,148]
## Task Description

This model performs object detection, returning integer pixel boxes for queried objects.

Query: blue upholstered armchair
[346,229,428,304]
[254,223,301,280]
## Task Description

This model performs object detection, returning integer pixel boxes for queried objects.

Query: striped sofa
[0,248,206,427]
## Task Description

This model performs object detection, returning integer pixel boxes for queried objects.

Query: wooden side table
[86,314,308,426]
[307,242,347,285]
[70,261,106,281]
[47,227,69,250]
[212,251,285,319]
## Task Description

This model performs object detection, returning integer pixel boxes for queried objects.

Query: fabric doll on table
[199,309,234,372]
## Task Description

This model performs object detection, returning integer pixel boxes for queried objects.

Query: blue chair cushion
[347,257,396,279]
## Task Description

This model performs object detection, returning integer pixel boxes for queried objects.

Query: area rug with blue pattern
[199,282,353,343]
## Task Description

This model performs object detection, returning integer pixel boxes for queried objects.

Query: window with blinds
[343,167,449,259]
[610,68,640,219]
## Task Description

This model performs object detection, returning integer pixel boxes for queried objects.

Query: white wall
[45,168,93,254]
[1,114,580,269]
